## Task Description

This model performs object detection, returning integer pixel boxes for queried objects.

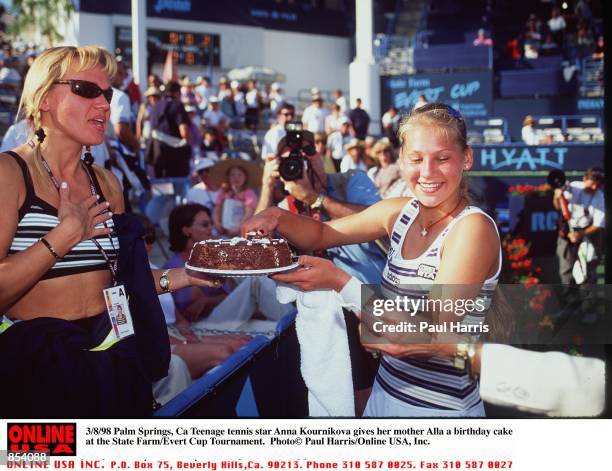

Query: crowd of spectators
[504,1,603,65]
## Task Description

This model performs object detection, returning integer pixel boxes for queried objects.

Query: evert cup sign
[382,72,492,118]
[7,423,77,456]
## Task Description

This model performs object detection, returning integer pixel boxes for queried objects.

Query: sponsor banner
[471,144,603,172]
[79,0,349,37]
[0,420,609,469]
[381,72,493,118]
[577,98,604,111]
[509,194,558,257]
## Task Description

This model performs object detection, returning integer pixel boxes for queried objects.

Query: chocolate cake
[188,236,293,271]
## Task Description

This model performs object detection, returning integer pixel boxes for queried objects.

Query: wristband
[39,237,61,260]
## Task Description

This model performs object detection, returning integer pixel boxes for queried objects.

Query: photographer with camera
[256,121,386,282]
[551,166,605,285]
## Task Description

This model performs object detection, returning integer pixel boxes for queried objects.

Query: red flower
[508,186,515,193]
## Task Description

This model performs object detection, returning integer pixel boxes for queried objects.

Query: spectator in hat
[313,132,337,174]
[367,139,401,198]
[521,115,540,145]
[136,85,161,144]
[302,94,329,134]
[211,159,262,237]
[268,82,285,115]
[326,115,354,172]
[341,138,368,173]
[184,158,221,212]
[363,136,378,168]
[347,98,370,139]
[202,96,228,132]
[181,77,198,105]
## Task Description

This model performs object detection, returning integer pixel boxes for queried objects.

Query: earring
[28,128,46,148]
[83,145,94,166]
[35,128,46,143]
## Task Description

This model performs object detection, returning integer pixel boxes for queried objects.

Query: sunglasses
[54,80,114,104]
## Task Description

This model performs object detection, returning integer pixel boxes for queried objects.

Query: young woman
[0,46,220,417]
[211,160,259,237]
[242,103,502,417]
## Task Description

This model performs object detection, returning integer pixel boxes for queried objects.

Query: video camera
[278,121,316,181]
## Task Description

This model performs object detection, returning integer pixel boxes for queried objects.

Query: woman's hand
[271,255,351,292]
[57,181,113,242]
[185,270,223,290]
[240,207,282,237]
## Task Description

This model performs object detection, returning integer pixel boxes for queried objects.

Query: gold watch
[453,343,469,370]
[310,193,325,210]
[159,269,171,293]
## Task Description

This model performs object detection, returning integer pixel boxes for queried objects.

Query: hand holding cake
[271,255,350,292]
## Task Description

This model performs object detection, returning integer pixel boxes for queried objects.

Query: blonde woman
[243,103,503,417]
[0,46,219,417]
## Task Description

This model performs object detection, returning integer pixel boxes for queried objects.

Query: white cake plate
[185,261,300,278]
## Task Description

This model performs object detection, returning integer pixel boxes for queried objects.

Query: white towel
[276,283,355,417]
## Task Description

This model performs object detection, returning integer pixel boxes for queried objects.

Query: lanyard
[39,156,118,284]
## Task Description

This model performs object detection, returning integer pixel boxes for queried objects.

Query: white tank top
[376,199,501,411]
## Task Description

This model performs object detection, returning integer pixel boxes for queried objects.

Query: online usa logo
[7,423,77,456]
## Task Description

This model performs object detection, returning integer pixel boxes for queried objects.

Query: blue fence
[499,69,574,97]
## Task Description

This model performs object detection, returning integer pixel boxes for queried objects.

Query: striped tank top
[376,198,501,411]
[5,151,119,280]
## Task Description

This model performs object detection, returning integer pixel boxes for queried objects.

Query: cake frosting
[188,236,293,271]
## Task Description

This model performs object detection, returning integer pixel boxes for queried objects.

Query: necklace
[419,198,464,237]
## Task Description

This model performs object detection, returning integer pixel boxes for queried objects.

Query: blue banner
[79,0,349,37]
[471,144,603,172]
[381,71,492,118]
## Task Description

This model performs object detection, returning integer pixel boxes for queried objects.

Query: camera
[278,121,316,181]
[547,169,567,189]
